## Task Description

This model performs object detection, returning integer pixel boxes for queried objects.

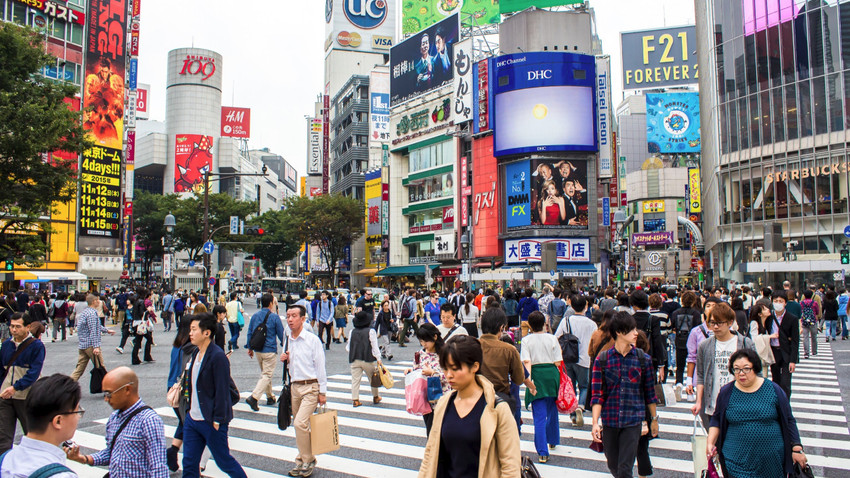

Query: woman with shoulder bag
[347,311,382,407]
[130,292,155,365]
[375,300,396,360]
[418,335,521,477]
[405,323,449,436]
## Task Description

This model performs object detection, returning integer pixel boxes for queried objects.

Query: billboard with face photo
[390,13,459,106]
[531,159,588,230]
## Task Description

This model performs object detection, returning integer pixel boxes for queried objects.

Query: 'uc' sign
[343,0,387,30]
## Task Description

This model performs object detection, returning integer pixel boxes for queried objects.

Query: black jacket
[765,312,801,365]
[633,310,666,368]
[186,344,233,425]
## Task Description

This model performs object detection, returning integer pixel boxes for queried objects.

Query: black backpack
[558,317,581,364]
[400,296,414,319]
[249,310,272,351]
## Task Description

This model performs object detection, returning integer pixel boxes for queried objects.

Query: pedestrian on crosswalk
[521,311,562,463]
[0,312,46,454]
[406,323,448,435]
[418,335,521,477]
[333,296,349,344]
[245,294,285,411]
[375,300,396,360]
[347,311,382,407]
[765,290,800,399]
[69,294,115,382]
[281,304,328,478]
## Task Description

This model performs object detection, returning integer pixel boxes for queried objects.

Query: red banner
[472,136,500,258]
[221,107,251,138]
[174,134,213,193]
[126,130,135,165]
[136,86,147,114]
[132,0,140,17]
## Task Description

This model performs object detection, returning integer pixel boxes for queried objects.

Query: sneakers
[301,460,316,477]
[267,396,276,406]
[575,407,584,427]
[115,346,123,354]
[674,383,683,402]
[246,396,259,411]
[538,455,549,463]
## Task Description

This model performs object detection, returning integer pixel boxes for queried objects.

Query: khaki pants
[291,381,320,466]
[251,352,278,400]
[70,347,100,381]
[349,360,380,401]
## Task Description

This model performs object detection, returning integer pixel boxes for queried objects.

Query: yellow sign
[688,168,702,213]
[642,200,665,213]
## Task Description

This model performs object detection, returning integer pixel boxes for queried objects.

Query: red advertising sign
[472,136,500,258]
[221,107,251,138]
[442,206,455,225]
[409,224,444,234]
[309,187,322,197]
[126,130,135,165]
[130,31,139,56]
[179,54,216,81]
[136,86,147,114]
[124,201,133,216]
[476,59,490,132]
[17,0,87,25]
[174,134,213,193]
[322,92,330,194]
[131,0,140,16]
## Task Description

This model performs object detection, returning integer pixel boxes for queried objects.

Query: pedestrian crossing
[68,347,849,478]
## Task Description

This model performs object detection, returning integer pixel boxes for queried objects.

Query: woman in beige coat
[418,335,521,478]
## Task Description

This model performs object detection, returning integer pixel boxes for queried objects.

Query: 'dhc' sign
[179,55,216,81]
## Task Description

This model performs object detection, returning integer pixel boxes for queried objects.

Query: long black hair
[416,323,445,354]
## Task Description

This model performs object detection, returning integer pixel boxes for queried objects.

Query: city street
[26,303,850,478]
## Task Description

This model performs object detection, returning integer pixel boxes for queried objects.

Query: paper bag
[692,415,708,478]
[310,406,340,455]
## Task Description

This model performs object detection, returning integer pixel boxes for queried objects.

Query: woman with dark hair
[707,349,808,478]
[458,292,479,338]
[822,290,840,341]
[165,314,197,472]
[521,311,562,463]
[502,291,519,328]
[670,290,701,390]
[406,323,448,435]
[50,292,69,342]
[375,300,395,360]
[130,291,155,365]
[538,180,566,226]
[748,302,778,374]
[418,335,520,477]
[211,304,228,351]
[730,297,748,334]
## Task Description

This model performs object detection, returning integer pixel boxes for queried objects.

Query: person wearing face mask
[764,291,800,399]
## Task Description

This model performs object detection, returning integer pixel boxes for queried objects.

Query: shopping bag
[555,363,577,414]
[237,308,245,327]
[692,415,708,478]
[90,357,107,394]
[426,376,443,401]
[404,370,432,416]
[655,383,677,407]
[379,363,394,389]
[701,458,721,478]
[309,406,340,455]
[754,334,775,366]
[277,363,292,430]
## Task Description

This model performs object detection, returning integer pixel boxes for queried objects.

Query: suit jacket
[187,344,233,425]
[765,312,800,365]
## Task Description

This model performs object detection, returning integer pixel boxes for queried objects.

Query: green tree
[251,209,301,276]
[173,191,257,261]
[132,190,179,281]
[283,194,364,286]
[0,24,92,266]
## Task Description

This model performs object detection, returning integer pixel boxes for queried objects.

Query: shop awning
[14,271,37,281]
[355,268,379,276]
[32,271,87,281]
[376,264,439,277]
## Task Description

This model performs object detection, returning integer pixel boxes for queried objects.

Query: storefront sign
[410,256,438,264]
[136,84,148,119]
[307,118,322,175]
[370,71,390,142]
[632,231,673,246]
[621,25,698,90]
[17,0,86,25]
[602,198,610,226]
[125,90,136,128]
[381,183,389,236]
[453,39,473,122]
[409,224,443,234]
[642,200,665,213]
[764,161,850,185]
[597,55,613,178]
[504,238,591,264]
[391,97,451,145]
[179,54,216,81]
[126,130,135,165]
[221,107,251,138]
[688,167,701,213]
[434,233,455,255]
[130,21,140,56]
[442,206,454,225]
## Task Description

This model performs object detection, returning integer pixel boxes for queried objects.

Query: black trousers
[770,347,793,398]
[132,332,153,364]
[602,425,642,478]
[636,433,653,477]
[423,411,434,436]
[0,398,27,454]
[675,348,688,384]
[318,321,333,348]
[118,320,131,349]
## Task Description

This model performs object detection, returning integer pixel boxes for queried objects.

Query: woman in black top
[822,290,840,341]
[730,297,749,335]
[211,304,228,351]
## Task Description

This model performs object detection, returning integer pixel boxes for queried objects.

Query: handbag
[793,462,815,478]
[378,363,394,389]
[521,456,541,478]
[237,308,245,327]
[278,337,292,430]
[754,334,776,366]
[692,415,709,478]
[404,370,431,416]
[166,381,182,408]
[555,363,577,414]
[426,375,443,401]
[90,356,107,394]
[309,406,340,455]
[701,457,721,478]
[370,368,382,388]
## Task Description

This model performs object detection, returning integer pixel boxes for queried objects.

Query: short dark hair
[570,294,587,313]
[299,290,308,299]
[629,290,649,310]
[192,313,217,337]
[230,292,237,300]
[212,304,227,316]
[26,374,81,433]
[803,289,813,299]
[667,287,677,298]
[728,348,763,375]
[553,287,562,298]
[261,294,274,308]
[290,304,307,317]
[480,307,507,335]
[527,311,546,332]
[440,302,456,315]
[439,335,482,372]
[608,311,637,339]
[771,290,788,302]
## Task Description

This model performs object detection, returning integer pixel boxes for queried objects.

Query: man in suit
[766,290,800,398]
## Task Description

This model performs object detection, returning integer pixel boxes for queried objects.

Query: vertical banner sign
[135,83,149,119]
[80,0,127,238]
[453,39,473,122]
[323,93,330,194]
[369,71,390,142]
[618,156,627,204]
[602,197,610,226]
[688,168,702,213]
[128,58,137,89]
[125,90,137,128]
[307,118,322,175]
[381,183,389,236]
[460,156,469,227]
[126,130,135,166]
[132,0,140,17]
[474,59,490,134]
[596,56,612,178]
[130,20,140,55]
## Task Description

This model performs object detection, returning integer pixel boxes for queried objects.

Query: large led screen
[390,14,459,106]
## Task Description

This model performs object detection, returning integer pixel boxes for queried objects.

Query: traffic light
[841,248,850,265]
[4,260,12,271]
[244,225,264,236]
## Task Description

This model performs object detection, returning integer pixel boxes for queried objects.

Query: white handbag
[692,415,708,478]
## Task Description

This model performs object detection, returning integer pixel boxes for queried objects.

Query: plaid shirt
[76,307,107,350]
[590,346,658,428]
[91,399,168,478]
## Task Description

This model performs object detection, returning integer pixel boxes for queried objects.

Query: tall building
[695,0,848,287]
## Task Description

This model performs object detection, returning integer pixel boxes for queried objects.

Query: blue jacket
[187,344,233,425]
[838,294,849,317]
[517,297,539,322]
[0,337,46,392]
[245,309,284,353]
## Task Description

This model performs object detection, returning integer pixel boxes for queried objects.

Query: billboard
[79,146,122,238]
[621,25,698,90]
[282,161,298,191]
[642,200,665,213]
[632,232,674,246]
[369,71,390,142]
[505,158,589,231]
[307,118,322,175]
[452,39,473,123]
[472,136,500,258]
[504,238,591,265]
[221,107,251,138]
[492,52,597,156]
[596,56,613,178]
[646,92,700,153]
[136,83,149,119]
[365,169,383,269]
[390,14,459,106]
[401,0,500,36]
[473,58,491,134]
[500,0,584,15]
[174,135,213,193]
[688,168,702,213]
[325,0,396,54]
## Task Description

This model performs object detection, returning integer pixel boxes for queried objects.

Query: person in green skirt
[520,311,562,463]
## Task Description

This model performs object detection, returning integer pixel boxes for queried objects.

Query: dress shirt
[0,436,76,478]
[91,399,167,478]
[76,307,107,349]
[288,329,328,394]
[554,314,599,368]
[316,300,333,324]
[771,311,785,347]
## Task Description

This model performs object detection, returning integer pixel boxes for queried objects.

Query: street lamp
[460,232,470,289]
[612,212,635,288]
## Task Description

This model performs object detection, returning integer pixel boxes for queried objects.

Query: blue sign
[43,66,74,82]
[602,198,610,226]
[203,241,215,254]
[343,0,387,29]
[188,260,196,267]
[646,92,701,153]
[844,225,850,238]
[505,160,531,229]
[129,59,138,90]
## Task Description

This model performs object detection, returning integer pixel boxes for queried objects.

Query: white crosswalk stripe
[72,347,849,478]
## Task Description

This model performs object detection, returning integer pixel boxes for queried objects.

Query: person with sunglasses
[691,303,755,429]
[66,366,168,478]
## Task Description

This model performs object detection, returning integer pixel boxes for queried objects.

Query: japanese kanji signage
[504,238,591,264]
[452,39,473,122]
[434,233,455,256]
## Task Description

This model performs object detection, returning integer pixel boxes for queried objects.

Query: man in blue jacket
[244,294,284,411]
[0,312,46,453]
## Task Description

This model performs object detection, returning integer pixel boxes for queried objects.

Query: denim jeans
[842,315,849,338]
[826,319,839,339]
[228,321,240,347]
[182,416,246,478]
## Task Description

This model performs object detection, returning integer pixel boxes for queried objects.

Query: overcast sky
[137,0,695,179]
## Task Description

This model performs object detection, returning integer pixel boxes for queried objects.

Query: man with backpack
[398,289,418,348]
[630,291,667,381]
[670,291,701,396]
[800,289,820,359]
[554,295,597,427]
[244,294,285,412]
[546,288,568,333]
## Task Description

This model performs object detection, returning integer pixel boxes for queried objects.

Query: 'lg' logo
[180,58,216,81]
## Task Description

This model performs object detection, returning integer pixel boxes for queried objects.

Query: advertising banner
[325,0,396,54]
[407,171,455,203]
[504,238,591,264]
[434,232,455,256]
[136,83,149,119]
[79,146,121,238]
[17,0,86,25]
[500,0,584,15]
[602,197,610,226]
[307,118,322,175]
[632,232,674,246]
[381,183,389,236]
[472,137,499,258]
[492,52,597,156]
[644,218,666,232]
[125,90,136,129]
[310,245,328,272]
[323,93,330,193]
[646,92,700,153]
[369,71,390,142]
[402,0,499,36]
[688,168,702,213]
[365,169,382,268]
[390,96,451,145]
[621,25,698,90]
[642,200,665,213]
[126,130,135,166]
[473,58,491,134]
[221,107,251,138]
[452,38,473,123]
[174,134,213,193]
[390,14,459,106]
[506,159,589,231]
[596,56,613,178]
[128,58,137,89]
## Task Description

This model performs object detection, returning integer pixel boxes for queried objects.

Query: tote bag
[404,370,431,416]
[692,415,709,478]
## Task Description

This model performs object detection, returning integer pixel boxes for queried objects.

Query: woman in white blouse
[458,292,480,338]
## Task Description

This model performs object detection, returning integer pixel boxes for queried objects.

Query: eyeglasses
[103,382,134,399]
[59,406,86,418]
[707,320,731,327]
[732,367,754,375]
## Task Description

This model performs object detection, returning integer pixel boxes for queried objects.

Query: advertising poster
[310,245,328,272]
[473,58,491,134]
[79,146,122,238]
[646,92,701,153]
[401,0,499,36]
[689,167,702,213]
[221,107,251,138]
[621,26,698,90]
[453,38,473,122]
[136,83,149,119]
[174,135,213,193]
[407,171,454,203]
[390,13,459,106]
[325,0,396,54]
[504,238,591,264]
[307,118,322,175]
[369,71,390,142]
[500,0,584,15]
[596,56,613,178]
[472,136,500,258]
[505,160,530,229]
[506,159,589,231]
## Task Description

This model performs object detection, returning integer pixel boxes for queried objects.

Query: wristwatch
[649,415,659,422]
